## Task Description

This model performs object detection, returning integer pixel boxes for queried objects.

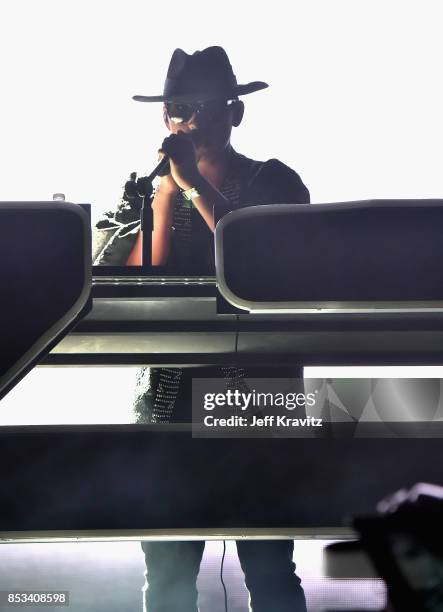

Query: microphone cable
[220,540,228,612]
[220,317,242,612]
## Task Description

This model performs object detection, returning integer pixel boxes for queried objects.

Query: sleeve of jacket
[245,158,310,207]
[92,185,145,266]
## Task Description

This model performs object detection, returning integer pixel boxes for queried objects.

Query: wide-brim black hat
[133,46,268,103]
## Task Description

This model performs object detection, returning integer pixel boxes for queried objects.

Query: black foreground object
[0,202,91,400]
[1,199,443,536]
[0,432,442,533]
[215,200,443,311]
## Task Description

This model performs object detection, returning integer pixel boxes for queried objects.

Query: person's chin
[195,141,215,156]
[189,129,212,146]
[189,130,205,147]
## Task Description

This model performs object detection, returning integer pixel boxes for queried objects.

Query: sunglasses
[165,99,236,124]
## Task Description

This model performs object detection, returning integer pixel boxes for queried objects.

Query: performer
[94,46,310,612]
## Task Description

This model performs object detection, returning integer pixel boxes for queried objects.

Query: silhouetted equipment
[215,200,443,312]
[1,199,443,537]
[52,199,443,367]
[0,201,91,401]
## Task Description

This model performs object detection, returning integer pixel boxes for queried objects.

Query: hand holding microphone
[129,131,200,200]
[158,131,201,192]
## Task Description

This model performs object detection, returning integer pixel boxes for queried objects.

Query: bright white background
[2,0,443,224]
[2,0,443,423]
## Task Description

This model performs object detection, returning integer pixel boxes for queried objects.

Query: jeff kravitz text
[203,415,323,428]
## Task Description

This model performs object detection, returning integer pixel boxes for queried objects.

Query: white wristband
[182,186,200,201]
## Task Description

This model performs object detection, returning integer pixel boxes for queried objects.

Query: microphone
[135,156,171,198]
[147,155,170,182]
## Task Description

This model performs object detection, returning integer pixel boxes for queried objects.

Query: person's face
[163,99,244,155]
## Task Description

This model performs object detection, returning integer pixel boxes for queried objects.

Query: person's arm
[151,184,176,265]
[127,132,231,265]
[160,132,230,231]
[125,179,177,266]
[179,174,230,232]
